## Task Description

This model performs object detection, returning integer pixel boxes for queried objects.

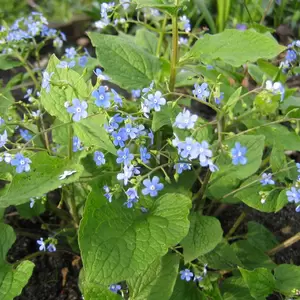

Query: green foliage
[274,264,300,295]
[221,276,254,300]
[135,29,158,55]
[181,213,223,262]
[88,32,161,89]
[181,29,285,67]
[0,223,35,300]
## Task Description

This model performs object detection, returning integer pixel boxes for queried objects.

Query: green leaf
[0,152,83,207]
[73,113,116,154]
[247,221,278,252]
[243,119,300,150]
[221,276,255,300]
[235,181,288,213]
[79,281,121,300]
[181,214,223,262]
[134,0,184,16]
[247,64,264,84]
[208,135,265,199]
[0,89,14,115]
[181,29,285,67]
[41,54,91,123]
[270,145,290,180]
[232,241,276,270]
[224,87,242,111]
[0,223,34,300]
[128,253,179,300]
[239,267,275,300]
[170,275,207,300]
[16,199,46,219]
[88,32,161,90]
[79,188,191,287]
[198,241,242,270]
[274,264,300,294]
[135,29,158,55]
[0,55,23,70]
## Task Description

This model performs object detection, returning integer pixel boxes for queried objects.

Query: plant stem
[193,170,211,211]
[68,184,80,228]
[260,0,274,25]
[156,15,167,57]
[267,232,300,256]
[225,211,247,239]
[169,9,179,92]
[68,124,73,160]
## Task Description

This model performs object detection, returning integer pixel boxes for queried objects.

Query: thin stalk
[156,15,168,57]
[68,125,73,160]
[225,211,247,239]
[169,8,179,92]
[260,0,274,24]
[267,232,300,256]
[193,170,211,211]
[68,184,80,228]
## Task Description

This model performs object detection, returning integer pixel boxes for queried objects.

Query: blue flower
[105,114,124,133]
[215,92,224,105]
[142,176,164,197]
[92,86,111,108]
[111,89,123,107]
[148,130,154,145]
[116,148,134,165]
[120,0,130,9]
[93,151,105,166]
[72,136,83,152]
[0,117,5,126]
[94,68,110,80]
[47,243,56,252]
[260,173,275,186]
[231,142,247,165]
[174,109,198,129]
[37,238,46,251]
[42,71,54,93]
[178,137,199,159]
[146,91,166,111]
[192,83,210,100]
[198,141,213,166]
[125,187,139,208]
[180,269,194,281]
[78,55,88,67]
[30,198,35,208]
[112,129,128,147]
[11,153,32,173]
[179,37,188,45]
[142,81,154,94]
[57,60,76,68]
[179,15,191,32]
[104,185,113,202]
[132,89,141,98]
[67,98,88,122]
[208,160,219,173]
[124,124,139,139]
[265,80,285,102]
[109,284,121,294]
[20,129,32,142]
[285,49,297,63]
[117,165,139,185]
[136,124,146,137]
[296,163,300,173]
[24,88,32,99]
[140,147,151,163]
[286,187,300,203]
[0,130,8,148]
[65,47,77,59]
[174,163,191,174]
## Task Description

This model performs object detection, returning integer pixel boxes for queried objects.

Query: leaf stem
[267,232,300,256]
[169,11,179,92]
[225,211,247,239]
[156,15,168,57]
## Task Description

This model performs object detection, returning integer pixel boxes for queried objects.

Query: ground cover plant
[1,0,300,299]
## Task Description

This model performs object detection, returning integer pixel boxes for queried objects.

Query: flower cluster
[179,266,206,282]
[37,237,57,252]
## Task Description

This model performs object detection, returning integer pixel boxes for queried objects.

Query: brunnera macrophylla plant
[1,1,300,299]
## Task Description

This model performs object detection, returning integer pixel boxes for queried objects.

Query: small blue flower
[132,89,141,98]
[236,24,247,31]
[37,238,46,251]
[177,137,199,159]
[20,129,32,142]
[92,86,111,108]
[24,88,32,99]
[208,160,219,173]
[194,275,204,282]
[285,49,297,63]
[215,92,224,105]
[0,117,5,126]
[73,136,83,152]
[124,124,139,139]
[192,83,210,100]
[104,185,113,202]
[198,141,213,166]
[0,130,8,148]
[93,151,105,166]
[231,142,247,165]
[11,153,32,173]
[30,198,35,208]
[109,284,121,294]
[142,176,164,197]
[142,81,154,94]
[78,55,88,67]
[265,80,285,102]
[42,71,54,93]
[296,163,300,173]
[140,147,151,163]
[67,98,88,122]
[105,114,124,133]
[116,148,134,165]
[146,91,166,112]
[174,163,191,174]
[65,47,77,59]
[47,243,56,252]
[117,165,139,185]
[120,0,130,9]
[180,269,194,282]
[286,187,300,203]
[111,89,123,107]
[179,15,191,32]
[57,60,76,68]
[260,173,275,186]
[148,130,154,145]
[94,68,110,80]
[179,37,188,45]
[112,129,128,147]
[174,109,198,129]
[125,187,139,208]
